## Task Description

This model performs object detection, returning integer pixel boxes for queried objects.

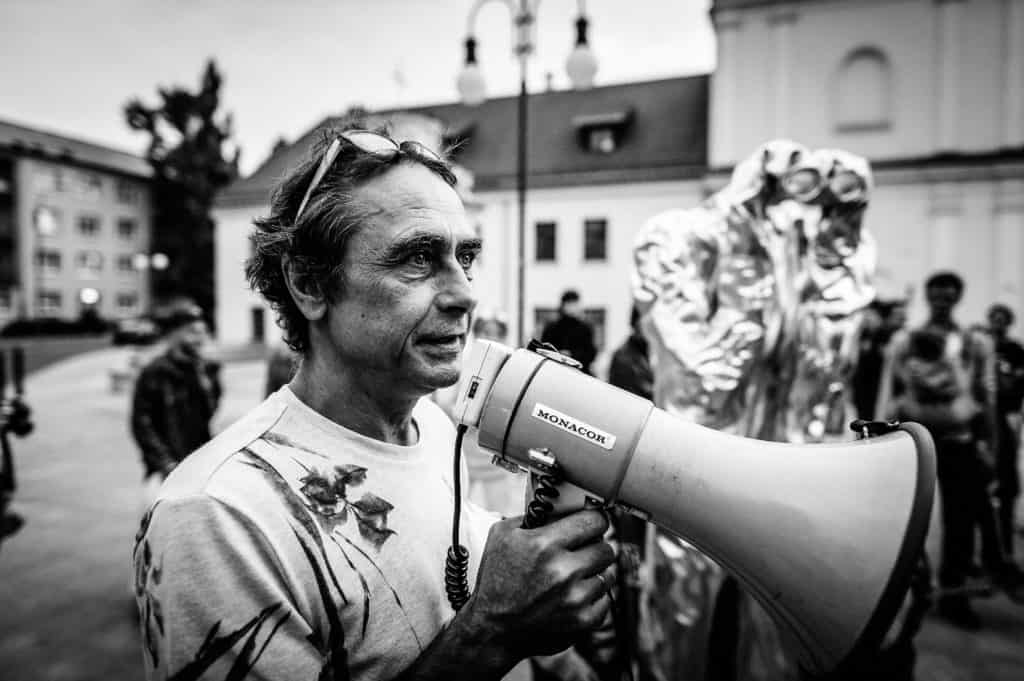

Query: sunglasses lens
[402,140,443,163]
[784,169,821,199]
[342,130,400,155]
[830,171,865,202]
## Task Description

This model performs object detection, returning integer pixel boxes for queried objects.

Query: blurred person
[605,306,653,681]
[541,290,597,375]
[852,298,907,419]
[878,272,1010,628]
[463,312,529,518]
[131,299,221,507]
[985,303,1024,566]
[264,341,298,397]
[132,128,615,681]
[607,306,653,401]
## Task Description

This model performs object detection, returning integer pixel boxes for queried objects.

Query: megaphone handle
[522,470,562,529]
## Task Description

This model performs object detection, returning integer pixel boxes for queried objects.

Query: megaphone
[453,339,936,677]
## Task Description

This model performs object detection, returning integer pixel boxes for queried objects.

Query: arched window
[834,47,891,132]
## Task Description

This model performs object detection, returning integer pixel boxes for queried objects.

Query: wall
[213,205,275,346]
[475,179,704,373]
[869,166,1024,326]
[710,0,1024,166]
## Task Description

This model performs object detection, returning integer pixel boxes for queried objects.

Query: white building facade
[710,0,1024,323]
[214,78,709,372]
[216,0,1024,356]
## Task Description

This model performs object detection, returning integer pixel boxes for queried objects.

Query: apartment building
[0,118,153,324]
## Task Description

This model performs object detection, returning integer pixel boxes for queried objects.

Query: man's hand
[461,510,616,660]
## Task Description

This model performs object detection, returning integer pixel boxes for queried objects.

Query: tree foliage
[125,59,240,322]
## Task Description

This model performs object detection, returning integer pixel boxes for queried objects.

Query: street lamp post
[457,0,598,346]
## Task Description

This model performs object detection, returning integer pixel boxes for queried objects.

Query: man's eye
[457,251,477,269]
[408,251,431,267]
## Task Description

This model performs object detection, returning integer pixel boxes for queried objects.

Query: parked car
[112,317,159,346]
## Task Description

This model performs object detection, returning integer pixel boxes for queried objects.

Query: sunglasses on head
[294,129,444,222]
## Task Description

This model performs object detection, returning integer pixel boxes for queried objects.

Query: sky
[1,0,716,175]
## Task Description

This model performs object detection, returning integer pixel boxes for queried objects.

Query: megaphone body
[454,340,935,676]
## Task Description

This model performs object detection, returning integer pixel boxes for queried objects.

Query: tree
[125,59,240,325]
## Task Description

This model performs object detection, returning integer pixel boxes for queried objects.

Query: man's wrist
[398,600,518,681]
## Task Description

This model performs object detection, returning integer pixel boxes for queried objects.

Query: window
[116,254,135,273]
[80,173,102,200]
[34,206,60,237]
[76,250,104,278]
[78,215,101,237]
[583,219,607,261]
[117,218,137,240]
[117,292,139,313]
[35,249,62,276]
[535,221,557,262]
[835,47,891,132]
[587,128,617,154]
[37,290,62,315]
[117,180,139,204]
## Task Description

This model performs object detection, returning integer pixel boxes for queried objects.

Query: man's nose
[436,263,477,315]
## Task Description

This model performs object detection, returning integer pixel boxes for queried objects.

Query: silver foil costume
[632,140,875,443]
[628,141,876,678]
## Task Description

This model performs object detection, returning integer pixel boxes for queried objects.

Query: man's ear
[282,255,328,321]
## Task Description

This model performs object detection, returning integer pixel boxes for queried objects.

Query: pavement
[0,347,1022,680]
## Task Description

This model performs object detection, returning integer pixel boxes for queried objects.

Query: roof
[219,75,709,208]
[0,118,151,179]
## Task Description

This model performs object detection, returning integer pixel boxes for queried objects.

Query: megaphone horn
[454,340,936,676]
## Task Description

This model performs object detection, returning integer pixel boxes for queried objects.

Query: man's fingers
[567,541,617,579]
[542,509,610,550]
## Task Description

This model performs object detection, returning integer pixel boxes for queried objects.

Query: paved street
[1,348,1023,680]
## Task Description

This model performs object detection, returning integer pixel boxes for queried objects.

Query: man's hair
[989,303,1015,323]
[560,289,581,306]
[246,126,457,353]
[924,271,965,295]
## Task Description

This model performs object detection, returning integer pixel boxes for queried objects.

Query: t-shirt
[133,387,498,681]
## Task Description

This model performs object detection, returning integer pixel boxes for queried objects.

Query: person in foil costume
[626,140,881,680]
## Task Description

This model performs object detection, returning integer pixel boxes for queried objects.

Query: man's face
[886,304,908,332]
[562,300,582,318]
[925,284,961,317]
[989,309,1013,336]
[323,163,480,396]
[172,320,208,356]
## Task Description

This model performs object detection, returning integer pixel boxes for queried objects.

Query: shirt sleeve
[134,493,332,681]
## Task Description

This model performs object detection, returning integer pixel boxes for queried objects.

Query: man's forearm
[396,605,519,681]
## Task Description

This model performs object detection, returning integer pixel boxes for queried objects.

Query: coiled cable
[445,425,471,611]
[521,470,561,529]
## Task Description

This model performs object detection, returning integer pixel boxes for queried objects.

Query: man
[852,298,907,420]
[986,304,1024,566]
[540,290,597,375]
[131,299,221,504]
[879,272,1002,629]
[133,128,615,681]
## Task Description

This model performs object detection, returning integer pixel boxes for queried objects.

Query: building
[710,0,1024,322]
[214,76,709,365]
[216,0,1024,360]
[0,118,154,325]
